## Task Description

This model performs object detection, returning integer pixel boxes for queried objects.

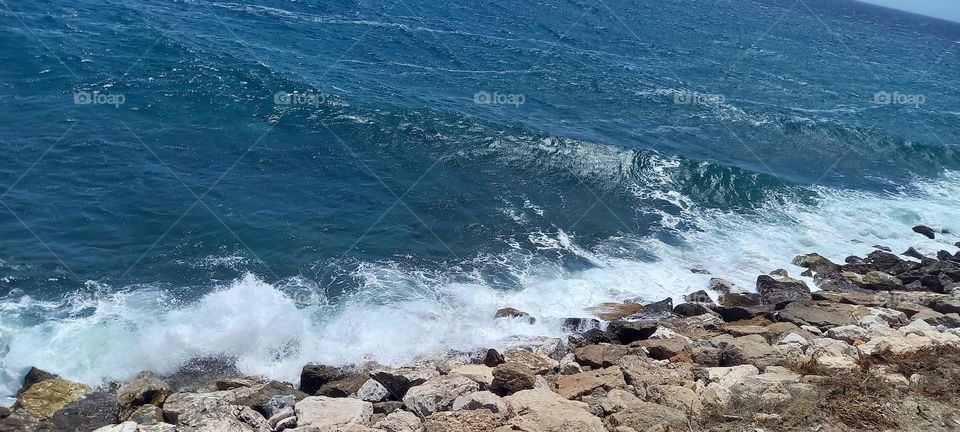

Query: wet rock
[452,390,506,414]
[584,302,644,321]
[232,381,307,418]
[50,391,118,431]
[266,406,296,431]
[792,253,839,274]
[913,225,936,239]
[502,388,605,432]
[16,378,91,420]
[708,278,735,294]
[769,268,789,277]
[0,407,8,419]
[573,344,628,368]
[403,375,479,417]
[555,367,626,399]
[370,368,439,401]
[859,271,904,290]
[162,357,242,393]
[757,274,811,306]
[294,396,372,430]
[690,266,711,274]
[873,245,892,252]
[606,319,657,344]
[640,298,675,318]
[356,379,390,403]
[299,364,352,396]
[683,290,715,304]
[489,363,535,396]
[494,307,535,324]
[719,292,761,307]
[482,349,505,367]
[117,371,172,420]
[572,328,615,346]
[424,409,503,432]
[560,318,601,333]
[903,247,927,260]
[17,367,59,397]
[674,302,714,317]
[374,410,422,432]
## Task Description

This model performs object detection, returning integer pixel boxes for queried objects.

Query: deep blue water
[1,0,959,396]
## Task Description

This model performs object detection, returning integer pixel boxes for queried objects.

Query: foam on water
[1,171,959,405]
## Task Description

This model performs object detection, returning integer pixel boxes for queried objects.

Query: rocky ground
[3,225,960,431]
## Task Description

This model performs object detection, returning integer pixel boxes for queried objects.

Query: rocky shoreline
[3,225,960,431]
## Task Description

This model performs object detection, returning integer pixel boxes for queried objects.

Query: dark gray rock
[50,391,119,432]
[710,304,774,322]
[606,320,657,344]
[234,381,307,415]
[639,298,674,318]
[494,307,535,324]
[490,363,535,396]
[913,225,936,239]
[0,407,8,419]
[683,290,714,305]
[872,245,891,252]
[938,250,958,262]
[370,371,415,400]
[259,395,295,419]
[316,373,368,398]
[483,349,505,367]
[560,318,601,333]
[757,275,811,306]
[162,357,241,392]
[373,401,403,415]
[769,269,789,277]
[792,253,839,274]
[719,292,761,307]
[903,247,927,260]
[932,298,960,315]
[674,302,714,317]
[300,364,351,395]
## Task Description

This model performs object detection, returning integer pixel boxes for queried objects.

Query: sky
[856,0,960,23]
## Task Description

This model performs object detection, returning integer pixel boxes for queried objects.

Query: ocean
[1,0,958,403]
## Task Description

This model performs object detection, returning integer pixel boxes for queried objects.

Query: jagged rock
[811,291,887,306]
[913,225,936,239]
[769,268,789,277]
[316,372,370,398]
[573,344,628,368]
[859,271,904,290]
[903,247,927,260]
[162,381,294,428]
[914,309,960,327]
[300,364,352,395]
[0,407,9,419]
[489,363,535,396]
[604,400,688,431]
[50,391,118,431]
[873,245,892,252]
[483,349,505,367]
[555,367,625,399]
[402,375,479,417]
[757,275,811,306]
[448,365,494,388]
[558,353,583,375]
[779,332,809,347]
[423,409,503,432]
[232,381,307,419]
[356,379,390,403]
[294,396,372,430]
[17,378,91,420]
[370,368,439,401]
[502,388,605,432]
[494,307,535,323]
[127,404,164,425]
[374,410,422,432]
[452,390,506,413]
[117,371,172,420]
[17,367,59,397]
[684,290,715,304]
[502,349,557,374]
[618,355,693,387]
[606,320,657,343]
[584,302,644,321]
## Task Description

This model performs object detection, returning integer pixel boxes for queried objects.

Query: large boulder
[606,320,658,344]
[402,375,479,417]
[16,378,91,420]
[714,334,804,369]
[299,364,352,396]
[489,363,535,396]
[16,367,59,397]
[913,225,936,239]
[162,381,294,428]
[757,275,811,306]
[50,391,119,431]
[117,371,171,420]
[294,396,373,430]
[502,349,557,374]
[502,388,605,432]
[555,367,626,399]
[356,379,390,403]
[573,344,629,368]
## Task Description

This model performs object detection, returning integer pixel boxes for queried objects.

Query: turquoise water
[1,0,959,399]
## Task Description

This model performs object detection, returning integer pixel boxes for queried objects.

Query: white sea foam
[1,171,958,406]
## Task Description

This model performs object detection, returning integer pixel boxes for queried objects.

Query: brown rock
[604,400,688,431]
[555,367,626,399]
[775,301,870,328]
[502,388,605,432]
[503,349,558,374]
[424,410,504,432]
[494,307,535,323]
[636,338,690,360]
[573,344,629,368]
[490,363,535,396]
[618,355,693,387]
[757,275,812,306]
[584,302,644,321]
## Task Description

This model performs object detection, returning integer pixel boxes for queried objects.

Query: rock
[268,406,297,431]
[711,304,775,322]
[294,396,373,430]
[483,349,505,367]
[448,365,494,389]
[127,404,164,425]
[558,353,583,375]
[299,364,352,396]
[674,302,715,317]
[769,268,789,277]
[502,349,557,374]
[606,320,657,344]
[779,332,809,347]
[561,318,602,333]
[402,375,479,417]
[370,368,439,401]
[640,298,675,318]
[776,301,870,328]
[719,292,761,307]
[50,391,118,431]
[489,363,535,396]
[932,298,960,314]
[91,422,179,432]
[16,378,91,420]
[494,307,535,324]
[604,400,688,431]
[825,325,870,343]
[161,381,291,428]
[555,367,625,399]
[811,291,887,306]
[646,385,703,416]
[373,401,404,415]
[17,367,59,397]
[903,247,927,260]
[573,344,628,369]
[715,334,803,369]
[502,388,605,432]
[792,253,839,274]
[684,290,715,304]
[690,266,710,274]
[618,355,693,387]
[708,278,735,294]
[873,245,892,252]
[637,338,690,360]
[356,379,390,403]
[913,225,936,239]
[232,381,307,418]
[316,372,370,398]
[117,371,172,420]
[757,275,811,306]
[423,410,503,432]
[0,407,8,419]
[374,410,423,432]
[452,390,506,413]
[584,302,644,321]
[860,271,904,290]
